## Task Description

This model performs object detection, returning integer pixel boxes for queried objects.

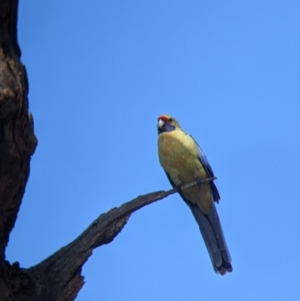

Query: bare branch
[26,177,216,301]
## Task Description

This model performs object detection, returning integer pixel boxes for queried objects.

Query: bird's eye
[169,118,173,122]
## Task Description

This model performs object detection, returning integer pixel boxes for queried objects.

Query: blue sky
[7,0,300,300]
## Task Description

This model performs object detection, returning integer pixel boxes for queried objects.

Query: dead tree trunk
[0,1,216,300]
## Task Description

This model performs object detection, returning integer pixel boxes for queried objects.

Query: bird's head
[157,114,181,134]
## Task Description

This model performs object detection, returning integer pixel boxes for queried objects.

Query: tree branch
[27,177,216,301]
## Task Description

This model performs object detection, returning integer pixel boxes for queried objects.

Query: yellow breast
[158,129,212,213]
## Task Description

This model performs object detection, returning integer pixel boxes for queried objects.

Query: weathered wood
[0,0,36,299]
[0,0,37,299]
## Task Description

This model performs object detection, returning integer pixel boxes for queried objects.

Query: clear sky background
[7,1,300,300]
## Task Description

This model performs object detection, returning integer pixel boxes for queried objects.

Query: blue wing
[189,135,220,203]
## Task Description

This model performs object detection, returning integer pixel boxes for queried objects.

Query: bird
[157,114,232,275]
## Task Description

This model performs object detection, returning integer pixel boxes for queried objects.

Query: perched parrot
[157,114,232,275]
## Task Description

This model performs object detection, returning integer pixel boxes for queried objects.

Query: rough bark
[0,1,216,300]
[0,0,37,299]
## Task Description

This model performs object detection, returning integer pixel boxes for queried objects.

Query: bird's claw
[175,183,183,193]
[195,177,202,188]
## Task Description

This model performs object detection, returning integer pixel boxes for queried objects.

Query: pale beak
[158,119,164,128]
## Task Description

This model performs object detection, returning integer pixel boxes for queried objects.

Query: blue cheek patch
[158,123,176,134]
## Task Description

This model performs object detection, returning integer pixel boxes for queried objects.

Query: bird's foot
[195,177,202,188]
[175,183,183,193]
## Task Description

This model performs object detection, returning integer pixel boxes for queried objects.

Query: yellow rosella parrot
[157,114,232,275]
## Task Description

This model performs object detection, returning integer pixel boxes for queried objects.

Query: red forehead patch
[158,115,169,122]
